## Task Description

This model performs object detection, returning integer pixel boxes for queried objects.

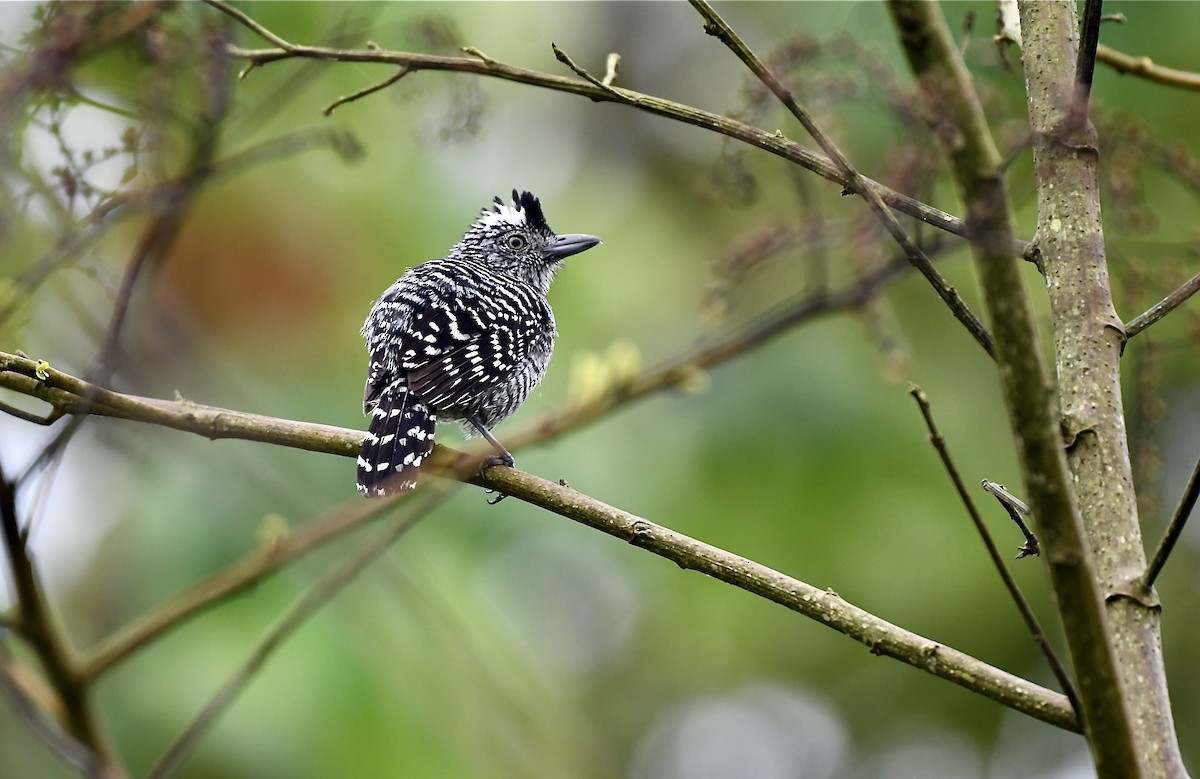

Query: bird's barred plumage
[357,190,601,496]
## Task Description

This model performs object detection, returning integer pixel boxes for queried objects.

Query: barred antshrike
[357,190,601,496]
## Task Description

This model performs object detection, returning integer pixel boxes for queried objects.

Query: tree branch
[889,2,1149,774]
[0,643,99,776]
[1096,43,1200,92]
[1017,1,1184,773]
[688,0,995,357]
[1140,451,1200,591]
[1123,268,1200,341]
[0,352,1076,731]
[0,464,122,776]
[200,0,1017,249]
[909,385,1079,720]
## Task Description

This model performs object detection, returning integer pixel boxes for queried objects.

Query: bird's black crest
[492,190,551,234]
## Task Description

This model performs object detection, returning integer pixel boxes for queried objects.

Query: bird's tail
[357,383,436,497]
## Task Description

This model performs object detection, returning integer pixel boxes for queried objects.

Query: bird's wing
[405,323,527,410]
[362,268,480,413]
[362,266,548,414]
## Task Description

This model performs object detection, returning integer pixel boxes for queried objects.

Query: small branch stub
[982,479,1040,558]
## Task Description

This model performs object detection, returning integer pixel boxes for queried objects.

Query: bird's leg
[466,414,516,476]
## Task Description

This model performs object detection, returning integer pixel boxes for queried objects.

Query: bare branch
[687,0,995,357]
[0,351,1075,730]
[981,480,1040,558]
[0,644,100,776]
[910,385,1079,720]
[552,43,627,102]
[201,0,293,50]
[1140,452,1200,591]
[201,0,1009,247]
[1123,269,1200,341]
[889,2,1151,772]
[1097,43,1200,92]
[322,65,411,116]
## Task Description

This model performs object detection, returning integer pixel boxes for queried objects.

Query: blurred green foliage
[1,2,1198,777]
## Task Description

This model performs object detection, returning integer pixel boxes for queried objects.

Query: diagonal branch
[1140,451,1200,591]
[323,64,411,116]
[1123,268,1200,341]
[910,385,1079,720]
[0,352,1075,731]
[0,643,99,776]
[687,0,995,357]
[201,0,1018,249]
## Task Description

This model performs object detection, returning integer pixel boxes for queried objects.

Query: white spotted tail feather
[357,379,436,496]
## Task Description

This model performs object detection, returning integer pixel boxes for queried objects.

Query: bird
[357,190,601,497]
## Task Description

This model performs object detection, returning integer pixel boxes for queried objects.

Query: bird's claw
[486,490,509,505]
[476,453,515,479]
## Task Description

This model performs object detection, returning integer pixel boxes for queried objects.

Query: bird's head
[450,190,601,293]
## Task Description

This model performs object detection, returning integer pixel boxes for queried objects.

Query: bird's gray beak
[544,233,601,261]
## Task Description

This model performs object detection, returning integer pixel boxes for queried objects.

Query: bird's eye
[505,234,529,251]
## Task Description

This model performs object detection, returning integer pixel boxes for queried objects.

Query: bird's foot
[476,452,515,480]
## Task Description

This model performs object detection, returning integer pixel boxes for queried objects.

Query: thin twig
[1124,269,1200,340]
[0,399,58,425]
[322,65,411,116]
[552,43,629,102]
[909,385,1080,720]
[1096,43,1200,92]
[1141,452,1200,590]
[687,0,995,358]
[981,479,1040,558]
[201,0,293,49]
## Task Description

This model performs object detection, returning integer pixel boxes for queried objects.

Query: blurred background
[1,2,1198,777]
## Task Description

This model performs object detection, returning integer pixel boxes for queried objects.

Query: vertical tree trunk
[1018,2,1187,776]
